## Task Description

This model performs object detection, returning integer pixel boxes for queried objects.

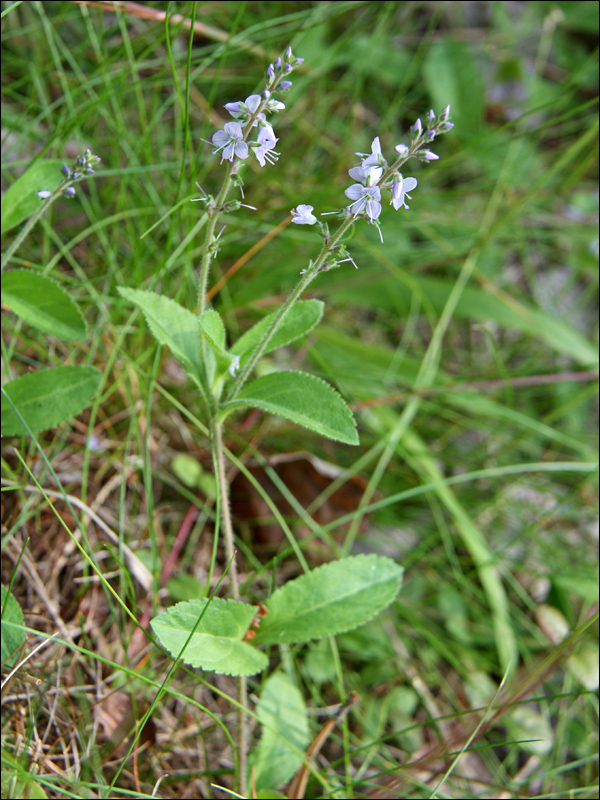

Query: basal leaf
[1,366,101,436]
[222,371,359,445]
[2,269,86,341]
[248,672,309,793]
[151,597,269,676]
[231,300,324,358]
[118,288,207,391]
[1,160,63,235]
[253,555,403,645]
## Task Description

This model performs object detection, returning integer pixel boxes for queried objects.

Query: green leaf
[222,371,359,445]
[231,300,324,358]
[1,585,25,668]
[1,160,63,235]
[253,555,403,645]
[150,597,269,676]
[248,673,309,793]
[199,309,237,378]
[118,288,207,391]
[1,366,102,436]
[199,309,226,349]
[2,269,87,341]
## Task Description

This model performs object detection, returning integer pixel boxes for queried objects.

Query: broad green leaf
[248,673,309,793]
[222,371,359,445]
[1,585,25,668]
[1,160,62,235]
[2,269,86,341]
[253,555,403,645]
[151,597,269,676]
[118,288,207,391]
[231,300,324,358]
[1,366,101,436]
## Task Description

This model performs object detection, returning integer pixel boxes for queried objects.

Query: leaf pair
[151,555,403,676]
[119,288,359,445]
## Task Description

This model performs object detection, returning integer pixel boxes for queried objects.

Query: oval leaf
[248,672,309,793]
[1,160,63,235]
[253,555,403,645]
[222,371,359,445]
[231,300,324,358]
[151,597,269,676]
[2,269,87,341]
[1,366,101,436]
[118,288,207,391]
[1,585,25,669]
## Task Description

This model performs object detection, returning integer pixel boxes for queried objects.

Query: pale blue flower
[395,143,408,156]
[348,164,383,186]
[212,122,249,163]
[291,204,318,225]
[224,94,262,119]
[229,355,241,377]
[356,137,383,169]
[345,184,382,221]
[252,124,279,167]
[37,190,51,199]
[421,150,439,161]
[392,176,417,210]
[265,99,285,112]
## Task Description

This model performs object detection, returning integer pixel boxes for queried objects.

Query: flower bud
[413,118,422,136]
[37,190,51,199]
[64,186,76,196]
[280,80,292,90]
[440,104,450,121]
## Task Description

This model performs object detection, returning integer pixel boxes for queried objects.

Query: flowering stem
[226,214,355,402]
[197,160,236,315]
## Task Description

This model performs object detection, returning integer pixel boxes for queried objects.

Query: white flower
[291,204,318,225]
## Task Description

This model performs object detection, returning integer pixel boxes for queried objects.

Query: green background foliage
[1,1,597,798]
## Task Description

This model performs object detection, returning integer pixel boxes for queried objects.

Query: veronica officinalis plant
[119,50,452,795]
